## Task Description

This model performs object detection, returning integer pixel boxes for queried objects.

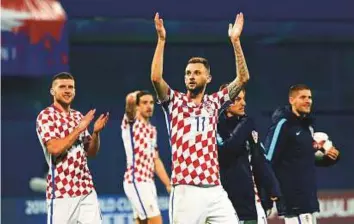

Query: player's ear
[207,74,212,84]
[50,88,55,96]
[289,96,295,106]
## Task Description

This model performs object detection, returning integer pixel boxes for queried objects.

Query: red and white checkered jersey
[161,87,230,186]
[36,105,94,199]
[121,115,158,183]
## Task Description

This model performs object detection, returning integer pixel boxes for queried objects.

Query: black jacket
[264,106,339,216]
[217,113,281,221]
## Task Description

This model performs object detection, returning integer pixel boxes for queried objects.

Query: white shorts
[123,181,161,220]
[47,189,102,224]
[255,201,267,224]
[284,213,317,224]
[169,185,239,224]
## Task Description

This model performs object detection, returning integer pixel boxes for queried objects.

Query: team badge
[203,101,214,116]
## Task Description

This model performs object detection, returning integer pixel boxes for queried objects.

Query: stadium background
[2,0,354,223]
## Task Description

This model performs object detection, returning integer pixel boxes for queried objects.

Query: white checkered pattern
[121,115,157,183]
[161,87,230,185]
[36,105,94,199]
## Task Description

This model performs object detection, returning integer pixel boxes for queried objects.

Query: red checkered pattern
[36,105,94,199]
[121,115,157,183]
[161,87,230,185]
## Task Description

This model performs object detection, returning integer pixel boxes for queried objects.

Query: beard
[140,112,153,120]
[296,107,311,117]
[56,97,73,107]
[186,83,205,95]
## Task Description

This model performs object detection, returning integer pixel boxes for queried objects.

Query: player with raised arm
[151,12,250,224]
[122,90,171,224]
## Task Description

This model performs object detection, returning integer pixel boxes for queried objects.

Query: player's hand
[326,146,339,160]
[165,184,171,193]
[93,112,109,133]
[78,109,96,133]
[154,13,166,41]
[228,13,244,44]
[266,209,273,217]
[266,199,277,217]
[126,91,140,104]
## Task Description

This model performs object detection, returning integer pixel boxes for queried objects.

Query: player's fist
[154,13,166,41]
[126,91,140,104]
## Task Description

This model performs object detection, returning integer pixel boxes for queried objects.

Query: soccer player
[264,84,340,224]
[36,72,109,224]
[122,90,171,224]
[151,12,250,223]
[217,84,281,224]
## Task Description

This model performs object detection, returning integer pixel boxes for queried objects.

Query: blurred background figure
[29,163,48,194]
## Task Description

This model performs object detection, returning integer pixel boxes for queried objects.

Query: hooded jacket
[264,106,339,216]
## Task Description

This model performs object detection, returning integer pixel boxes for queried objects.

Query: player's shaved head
[52,72,75,87]
[187,57,210,74]
[288,84,310,97]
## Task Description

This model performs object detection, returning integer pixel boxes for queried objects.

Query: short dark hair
[289,84,311,97]
[136,90,154,105]
[52,72,74,85]
[188,57,210,72]
[219,83,245,94]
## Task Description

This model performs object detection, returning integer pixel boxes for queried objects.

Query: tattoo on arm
[229,40,249,100]
[227,79,244,100]
[151,40,169,102]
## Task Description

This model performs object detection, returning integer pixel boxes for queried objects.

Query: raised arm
[227,13,250,100]
[151,13,169,102]
[125,91,139,121]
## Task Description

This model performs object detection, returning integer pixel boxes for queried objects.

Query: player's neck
[53,101,71,114]
[187,90,205,105]
[137,114,150,124]
[291,107,309,118]
[291,107,301,117]
[226,112,233,118]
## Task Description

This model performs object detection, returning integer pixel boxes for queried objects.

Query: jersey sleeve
[36,110,60,144]
[121,114,132,130]
[158,86,182,111]
[211,87,231,109]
